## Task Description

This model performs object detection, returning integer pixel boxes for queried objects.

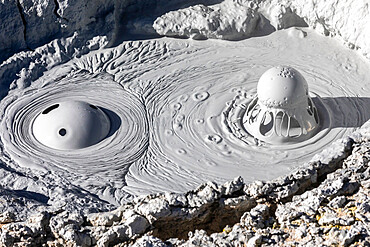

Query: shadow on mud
[313,96,370,130]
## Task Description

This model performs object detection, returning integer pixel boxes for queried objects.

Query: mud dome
[0,73,149,204]
[0,28,369,204]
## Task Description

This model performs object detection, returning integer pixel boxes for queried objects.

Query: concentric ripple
[144,70,366,191]
[1,29,369,200]
[124,30,370,195]
[0,72,148,203]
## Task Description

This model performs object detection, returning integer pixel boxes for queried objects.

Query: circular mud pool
[0,28,369,204]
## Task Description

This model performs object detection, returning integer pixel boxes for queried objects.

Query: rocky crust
[0,0,115,62]
[0,0,222,63]
[0,122,368,246]
[154,0,370,60]
[153,2,269,40]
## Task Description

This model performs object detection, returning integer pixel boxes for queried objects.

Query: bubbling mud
[137,67,355,193]
[0,29,369,201]
[241,66,320,144]
[124,31,370,195]
[32,100,111,150]
[0,73,148,203]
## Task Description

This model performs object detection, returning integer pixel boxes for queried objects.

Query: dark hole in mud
[59,128,67,136]
[89,104,98,110]
[152,194,256,241]
[260,112,274,136]
[42,104,59,114]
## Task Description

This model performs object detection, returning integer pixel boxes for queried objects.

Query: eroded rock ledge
[0,122,368,246]
[154,0,370,60]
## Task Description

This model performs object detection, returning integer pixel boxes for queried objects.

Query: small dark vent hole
[42,104,59,114]
[90,104,98,110]
[59,128,67,136]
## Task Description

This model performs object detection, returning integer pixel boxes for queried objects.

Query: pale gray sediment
[0,0,369,246]
[1,33,368,205]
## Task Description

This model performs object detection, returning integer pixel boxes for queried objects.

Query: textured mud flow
[1,29,369,205]
[103,29,369,196]
[0,73,149,204]
[0,0,369,245]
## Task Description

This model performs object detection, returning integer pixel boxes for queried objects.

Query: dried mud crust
[0,126,368,247]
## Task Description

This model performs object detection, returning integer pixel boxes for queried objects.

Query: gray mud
[0,0,369,246]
